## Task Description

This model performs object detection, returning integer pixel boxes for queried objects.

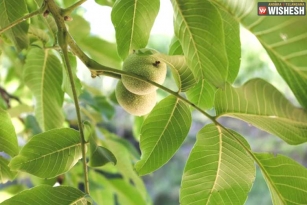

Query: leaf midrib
[214,1,307,78]
[129,0,138,53]
[218,126,286,204]
[217,113,307,125]
[12,142,81,167]
[71,197,87,205]
[206,126,223,205]
[173,0,203,78]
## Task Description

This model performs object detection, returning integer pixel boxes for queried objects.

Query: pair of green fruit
[115,53,167,116]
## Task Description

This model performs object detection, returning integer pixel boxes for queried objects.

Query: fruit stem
[67,36,216,121]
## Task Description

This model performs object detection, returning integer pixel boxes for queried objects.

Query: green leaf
[62,53,82,99]
[154,53,196,92]
[133,116,145,141]
[103,137,147,198]
[255,153,307,205]
[215,79,307,145]
[7,104,33,118]
[90,178,114,205]
[21,0,57,46]
[111,0,160,59]
[0,0,29,50]
[95,0,115,7]
[212,0,307,108]
[88,146,117,167]
[68,15,121,68]
[0,156,17,183]
[67,15,91,42]
[89,172,147,205]
[40,15,58,45]
[23,48,64,131]
[109,137,140,160]
[9,128,82,178]
[181,124,255,205]
[79,92,115,120]
[28,25,49,45]
[83,121,93,142]
[135,95,192,175]
[78,36,122,69]
[93,96,115,120]
[0,97,7,110]
[24,115,42,135]
[219,8,240,83]
[170,0,228,86]
[88,136,117,167]
[0,185,89,205]
[0,108,18,157]
[169,37,183,55]
[186,79,216,110]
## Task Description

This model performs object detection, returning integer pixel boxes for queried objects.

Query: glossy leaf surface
[180,124,255,205]
[0,185,89,205]
[0,108,18,157]
[135,95,192,175]
[111,0,160,59]
[9,128,82,178]
[255,153,307,205]
[23,48,64,131]
[215,79,307,144]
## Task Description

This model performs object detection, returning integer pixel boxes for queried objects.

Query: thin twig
[45,0,90,194]
[0,86,22,108]
[62,0,87,16]
[0,7,44,35]
[66,34,216,121]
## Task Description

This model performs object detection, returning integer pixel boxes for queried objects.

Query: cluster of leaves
[0,0,307,204]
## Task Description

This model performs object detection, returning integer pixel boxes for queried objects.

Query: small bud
[43,10,50,17]
[64,16,73,21]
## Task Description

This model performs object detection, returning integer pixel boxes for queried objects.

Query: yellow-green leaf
[9,128,82,178]
[0,108,18,157]
[0,156,17,183]
[255,153,307,205]
[212,0,307,108]
[181,124,255,205]
[0,185,89,205]
[0,0,29,50]
[215,79,307,144]
[111,0,160,59]
[23,48,64,131]
[170,0,228,86]
[135,95,192,175]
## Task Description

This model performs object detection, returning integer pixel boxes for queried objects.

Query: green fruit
[115,81,156,116]
[122,53,167,95]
